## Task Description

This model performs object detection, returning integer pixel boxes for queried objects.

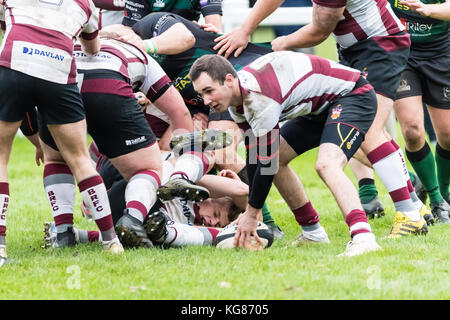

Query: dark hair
[189,54,237,84]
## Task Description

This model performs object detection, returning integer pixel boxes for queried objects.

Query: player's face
[193,72,233,113]
[197,199,230,228]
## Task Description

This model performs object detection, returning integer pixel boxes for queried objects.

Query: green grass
[252,26,338,61]
[0,134,449,300]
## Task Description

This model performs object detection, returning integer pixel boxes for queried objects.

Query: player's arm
[79,37,100,55]
[106,22,195,55]
[19,109,44,166]
[203,14,222,33]
[400,0,450,20]
[199,0,223,32]
[79,1,101,54]
[245,126,280,212]
[157,124,173,151]
[233,124,280,248]
[141,22,196,55]
[213,0,284,58]
[271,3,344,51]
[152,86,194,134]
[197,172,249,212]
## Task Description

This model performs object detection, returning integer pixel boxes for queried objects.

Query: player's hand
[120,33,146,52]
[35,147,43,166]
[213,27,250,58]
[399,0,431,16]
[218,169,239,181]
[271,36,290,51]
[135,92,150,111]
[193,113,209,131]
[233,209,262,250]
[193,21,220,33]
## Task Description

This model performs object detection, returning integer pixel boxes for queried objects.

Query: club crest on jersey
[361,67,368,79]
[331,105,343,120]
[153,0,165,8]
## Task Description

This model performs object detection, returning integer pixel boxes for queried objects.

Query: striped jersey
[74,38,170,100]
[229,51,367,137]
[74,38,171,138]
[0,0,99,84]
[313,0,405,48]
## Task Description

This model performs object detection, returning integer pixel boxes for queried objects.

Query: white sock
[353,232,376,243]
[171,152,206,182]
[164,222,207,247]
[402,210,421,221]
[125,170,160,222]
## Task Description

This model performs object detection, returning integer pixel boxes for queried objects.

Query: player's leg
[395,60,450,223]
[428,106,450,223]
[40,140,78,247]
[395,95,441,224]
[38,83,122,253]
[46,121,122,253]
[348,156,384,218]
[43,221,103,248]
[361,97,428,237]
[157,148,212,202]
[276,117,329,245]
[84,92,162,248]
[109,143,162,248]
[315,135,380,257]
[144,210,220,248]
[0,67,45,263]
[0,120,21,265]
[341,35,425,219]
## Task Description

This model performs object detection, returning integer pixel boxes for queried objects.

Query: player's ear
[224,73,234,87]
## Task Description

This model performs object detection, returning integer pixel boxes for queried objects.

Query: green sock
[436,143,450,200]
[261,202,274,225]
[358,179,378,203]
[406,142,443,205]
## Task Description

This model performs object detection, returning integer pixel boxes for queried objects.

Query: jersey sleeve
[138,54,172,102]
[80,1,100,40]
[198,0,223,17]
[312,0,347,8]
[243,91,283,138]
[244,124,280,209]
[132,12,179,39]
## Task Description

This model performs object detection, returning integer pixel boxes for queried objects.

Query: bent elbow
[184,33,196,50]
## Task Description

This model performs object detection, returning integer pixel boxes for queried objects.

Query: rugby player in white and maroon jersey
[214,0,429,239]
[191,52,427,256]
[37,36,194,248]
[0,0,124,263]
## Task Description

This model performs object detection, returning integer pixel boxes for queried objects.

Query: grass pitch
[0,135,448,300]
